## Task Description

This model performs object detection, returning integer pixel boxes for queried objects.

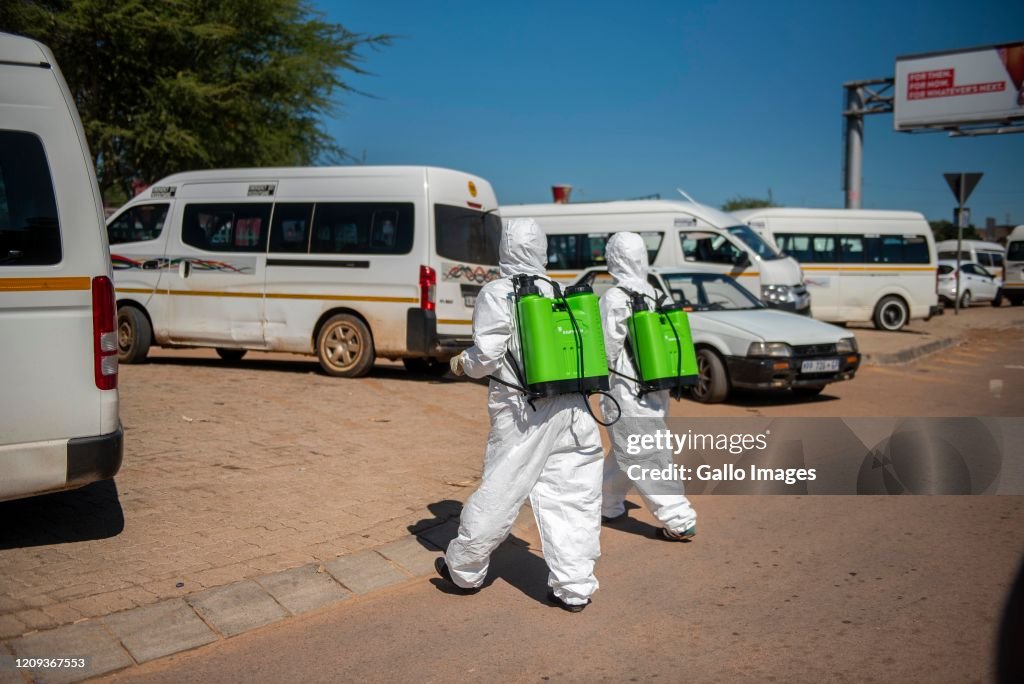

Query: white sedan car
[576,267,860,403]
[937,260,1003,307]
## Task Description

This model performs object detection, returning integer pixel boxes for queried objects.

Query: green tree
[721,195,777,212]
[2,0,390,204]
[929,220,979,242]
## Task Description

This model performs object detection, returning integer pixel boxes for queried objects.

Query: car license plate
[464,296,477,308]
[801,358,840,373]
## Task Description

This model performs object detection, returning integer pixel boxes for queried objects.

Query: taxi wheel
[117,306,151,364]
[317,314,375,377]
[691,348,729,404]
[872,296,909,331]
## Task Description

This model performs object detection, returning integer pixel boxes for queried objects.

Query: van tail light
[419,265,436,311]
[92,276,118,390]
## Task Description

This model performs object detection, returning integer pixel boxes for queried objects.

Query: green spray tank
[624,290,698,397]
[512,274,609,397]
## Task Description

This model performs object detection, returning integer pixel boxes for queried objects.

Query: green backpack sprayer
[618,289,699,399]
[484,274,619,425]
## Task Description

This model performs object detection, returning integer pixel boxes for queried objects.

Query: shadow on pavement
[411,499,554,606]
[683,389,842,408]
[0,479,124,550]
[146,355,470,385]
[599,501,662,541]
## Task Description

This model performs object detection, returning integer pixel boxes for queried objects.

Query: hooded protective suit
[599,232,697,533]
[444,218,604,606]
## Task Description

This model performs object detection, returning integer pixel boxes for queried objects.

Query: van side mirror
[733,252,750,269]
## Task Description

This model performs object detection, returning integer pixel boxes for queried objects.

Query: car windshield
[435,205,501,265]
[937,264,954,275]
[661,272,765,311]
[727,225,781,260]
[1008,241,1024,261]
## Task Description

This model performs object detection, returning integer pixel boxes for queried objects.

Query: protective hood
[606,232,651,293]
[499,218,547,277]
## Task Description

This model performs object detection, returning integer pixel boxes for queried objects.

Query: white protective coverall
[599,232,698,533]
[445,218,604,606]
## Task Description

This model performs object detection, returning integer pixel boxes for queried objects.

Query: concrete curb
[861,335,962,366]
[0,511,517,683]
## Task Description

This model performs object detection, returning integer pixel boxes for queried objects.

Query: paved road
[100,496,1024,683]
[2,326,1021,642]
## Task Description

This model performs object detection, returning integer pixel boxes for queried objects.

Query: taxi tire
[316,314,375,378]
[872,296,909,331]
[117,306,151,364]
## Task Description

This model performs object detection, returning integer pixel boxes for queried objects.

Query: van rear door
[432,204,501,337]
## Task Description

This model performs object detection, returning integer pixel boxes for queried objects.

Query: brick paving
[0,353,487,638]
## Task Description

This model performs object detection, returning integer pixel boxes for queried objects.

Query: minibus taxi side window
[0,131,61,266]
[976,252,992,268]
[108,204,169,245]
[269,203,314,253]
[839,235,865,262]
[902,236,929,264]
[182,203,271,252]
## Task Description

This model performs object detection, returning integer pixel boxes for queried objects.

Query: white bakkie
[499,200,810,314]
[0,33,122,501]
[107,166,501,376]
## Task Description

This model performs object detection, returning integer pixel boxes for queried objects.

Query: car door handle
[178,259,191,278]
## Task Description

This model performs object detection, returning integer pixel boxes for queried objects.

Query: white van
[935,239,1005,273]
[0,33,122,501]
[107,166,500,376]
[1004,225,1024,306]
[735,208,940,331]
[499,200,809,313]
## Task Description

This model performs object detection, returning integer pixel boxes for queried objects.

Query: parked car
[107,166,500,377]
[500,200,810,313]
[935,239,1005,273]
[735,207,941,331]
[0,32,122,501]
[574,267,860,403]
[936,260,1003,307]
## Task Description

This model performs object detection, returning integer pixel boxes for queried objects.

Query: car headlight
[748,341,793,358]
[836,337,858,353]
[761,284,794,302]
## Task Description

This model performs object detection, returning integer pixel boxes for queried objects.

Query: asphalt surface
[100,496,1024,684]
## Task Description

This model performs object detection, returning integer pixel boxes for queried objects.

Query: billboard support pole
[842,78,894,209]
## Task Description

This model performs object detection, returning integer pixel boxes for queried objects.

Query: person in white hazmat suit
[440,217,604,612]
[599,232,698,540]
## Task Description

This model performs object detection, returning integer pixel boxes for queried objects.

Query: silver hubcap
[324,323,361,369]
[118,318,133,352]
[882,303,905,329]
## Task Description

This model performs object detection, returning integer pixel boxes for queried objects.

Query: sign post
[943,173,983,314]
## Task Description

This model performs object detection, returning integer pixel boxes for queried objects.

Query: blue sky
[318,1,1023,225]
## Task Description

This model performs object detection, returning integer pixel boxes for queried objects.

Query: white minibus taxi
[735,208,940,331]
[107,166,500,376]
[499,200,809,313]
[1,33,122,501]
[935,239,1005,273]
[1004,225,1024,306]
